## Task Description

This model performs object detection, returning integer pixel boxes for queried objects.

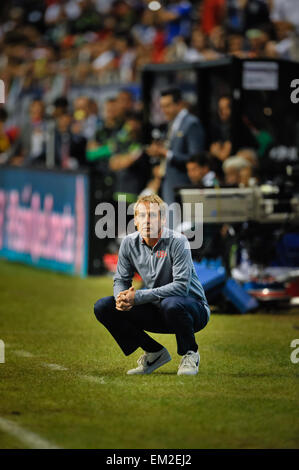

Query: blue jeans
[94,295,209,356]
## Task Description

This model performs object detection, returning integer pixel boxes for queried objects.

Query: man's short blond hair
[134,194,166,218]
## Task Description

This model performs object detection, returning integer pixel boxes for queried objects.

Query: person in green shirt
[86,97,122,167]
[109,111,151,205]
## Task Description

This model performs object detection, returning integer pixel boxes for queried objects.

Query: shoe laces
[180,352,197,368]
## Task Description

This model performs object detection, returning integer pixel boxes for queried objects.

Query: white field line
[13,350,35,358]
[79,374,106,384]
[12,349,106,383]
[42,363,68,371]
[0,416,61,449]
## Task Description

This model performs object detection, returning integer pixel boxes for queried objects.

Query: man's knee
[94,296,115,322]
[160,297,188,320]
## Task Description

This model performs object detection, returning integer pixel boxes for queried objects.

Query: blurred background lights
[148,1,162,11]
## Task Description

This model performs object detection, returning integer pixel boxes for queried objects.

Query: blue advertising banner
[0,167,89,277]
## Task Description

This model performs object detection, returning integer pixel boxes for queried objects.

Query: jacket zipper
[150,248,154,274]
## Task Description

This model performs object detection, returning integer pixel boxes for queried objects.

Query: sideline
[0,416,61,449]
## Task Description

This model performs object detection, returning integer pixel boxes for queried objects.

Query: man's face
[225,168,239,185]
[192,30,205,50]
[135,202,164,239]
[30,101,44,122]
[228,34,243,54]
[115,38,128,54]
[218,97,231,122]
[58,114,71,133]
[104,100,117,122]
[117,92,133,115]
[74,97,89,112]
[239,166,252,187]
[160,95,181,122]
[186,162,208,185]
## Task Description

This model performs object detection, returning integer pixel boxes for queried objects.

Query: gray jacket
[113,227,210,318]
[162,112,205,205]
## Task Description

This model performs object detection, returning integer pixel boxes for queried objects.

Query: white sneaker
[127,347,171,375]
[177,351,200,376]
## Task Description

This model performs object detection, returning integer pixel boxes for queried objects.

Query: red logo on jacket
[156,250,167,258]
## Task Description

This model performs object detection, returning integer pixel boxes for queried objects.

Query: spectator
[86,97,122,169]
[72,95,99,140]
[236,147,259,186]
[131,8,157,46]
[209,95,233,178]
[109,111,151,204]
[114,33,136,83]
[111,0,139,33]
[117,88,134,121]
[157,1,193,46]
[226,0,270,34]
[227,0,269,33]
[242,0,270,32]
[165,35,189,62]
[146,87,205,205]
[184,29,220,62]
[246,27,272,58]
[71,0,102,34]
[54,112,87,169]
[227,33,246,57]
[186,152,219,187]
[52,96,69,119]
[270,0,299,32]
[208,25,227,55]
[236,147,259,168]
[265,18,294,59]
[222,155,251,186]
[9,99,47,166]
[0,108,12,164]
[92,36,116,82]
[239,164,255,187]
[200,0,226,36]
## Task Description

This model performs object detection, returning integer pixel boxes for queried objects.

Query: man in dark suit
[54,113,87,169]
[146,87,205,205]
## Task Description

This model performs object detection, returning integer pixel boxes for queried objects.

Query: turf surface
[0,260,298,449]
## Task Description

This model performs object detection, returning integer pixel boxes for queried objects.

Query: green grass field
[0,259,298,449]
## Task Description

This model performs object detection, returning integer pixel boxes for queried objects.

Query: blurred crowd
[0,0,298,203]
[1,0,298,89]
[0,88,264,204]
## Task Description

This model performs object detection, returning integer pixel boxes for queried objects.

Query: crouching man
[94,194,210,375]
